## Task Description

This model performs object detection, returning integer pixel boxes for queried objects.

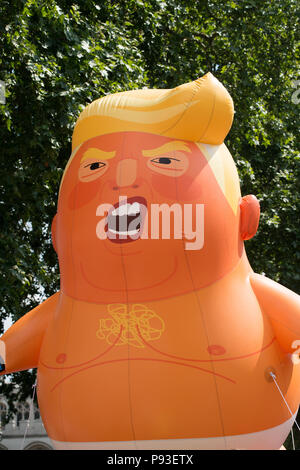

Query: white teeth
[109,228,139,236]
[111,204,127,216]
[128,202,140,215]
[111,202,140,216]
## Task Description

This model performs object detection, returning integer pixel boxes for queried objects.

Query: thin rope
[270,372,300,437]
[291,427,295,450]
[20,378,37,450]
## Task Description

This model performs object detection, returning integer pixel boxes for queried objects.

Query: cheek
[150,174,176,200]
[68,181,100,210]
[150,158,207,202]
[176,175,205,201]
[151,173,204,202]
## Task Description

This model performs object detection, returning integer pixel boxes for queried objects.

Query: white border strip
[51,412,297,450]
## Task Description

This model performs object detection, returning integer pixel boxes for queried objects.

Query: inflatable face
[56,133,244,303]
[1,73,299,450]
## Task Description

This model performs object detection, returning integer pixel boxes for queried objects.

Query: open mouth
[106,196,147,243]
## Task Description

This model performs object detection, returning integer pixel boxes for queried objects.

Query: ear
[239,195,260,240]
[51,214,58,253]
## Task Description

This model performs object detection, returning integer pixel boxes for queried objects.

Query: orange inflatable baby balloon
[1,73,300,450]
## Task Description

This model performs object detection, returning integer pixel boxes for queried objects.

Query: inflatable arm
[250,273,300,354]
[0,292,59,375]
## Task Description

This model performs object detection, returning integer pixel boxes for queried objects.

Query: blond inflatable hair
[72,72,233,149]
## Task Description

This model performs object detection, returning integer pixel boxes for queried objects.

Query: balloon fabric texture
[1,73,300,450]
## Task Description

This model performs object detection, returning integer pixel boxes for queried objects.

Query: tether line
[20,378,37,450]
[269,371,300,450]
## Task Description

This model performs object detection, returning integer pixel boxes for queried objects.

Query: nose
[116,158,138,188]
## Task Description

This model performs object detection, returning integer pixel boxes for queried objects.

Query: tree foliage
[0,0,299,447]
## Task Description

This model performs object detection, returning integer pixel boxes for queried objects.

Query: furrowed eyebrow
[142,141,191,157]
[80,148,116,162]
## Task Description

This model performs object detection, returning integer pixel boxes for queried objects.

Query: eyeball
[78,159,108,182]
[147,152,189,177]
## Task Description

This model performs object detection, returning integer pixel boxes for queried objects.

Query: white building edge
[0,395,53,450]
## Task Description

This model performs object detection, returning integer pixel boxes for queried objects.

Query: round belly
[37,358,227,443]
[38,347,300,444]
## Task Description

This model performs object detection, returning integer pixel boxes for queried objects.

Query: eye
[147,152,189,177]
[151,157,179,165]
[86,162,106,170]
[79,159,108,182]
